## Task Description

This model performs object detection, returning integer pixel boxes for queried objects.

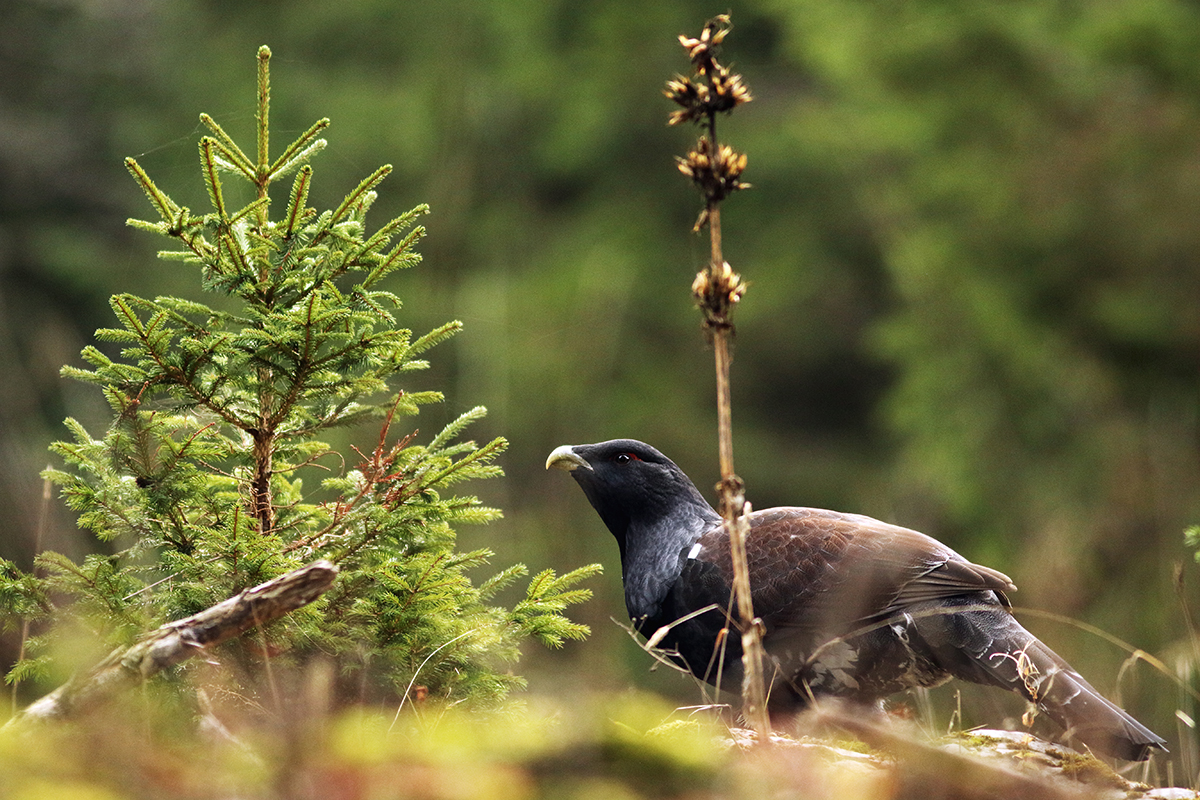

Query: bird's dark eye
[613,452,641,464]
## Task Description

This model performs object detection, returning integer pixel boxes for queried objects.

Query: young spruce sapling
[2,45,600,714]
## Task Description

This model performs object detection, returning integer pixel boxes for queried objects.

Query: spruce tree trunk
[251,427,276,534]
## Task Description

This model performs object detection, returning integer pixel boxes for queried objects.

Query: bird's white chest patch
[687,542,704,560]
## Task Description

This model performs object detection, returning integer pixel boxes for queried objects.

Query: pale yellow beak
[546,445,591,472]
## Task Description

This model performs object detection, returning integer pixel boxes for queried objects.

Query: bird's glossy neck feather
[621,501,719,621]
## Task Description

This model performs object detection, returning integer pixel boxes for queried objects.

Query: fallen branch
[813,705,1095,800]
[7,559,338,726]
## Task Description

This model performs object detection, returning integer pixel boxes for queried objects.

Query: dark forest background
[3,0,1199,748]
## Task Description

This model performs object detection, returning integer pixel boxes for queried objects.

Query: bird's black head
[546,439,718,552]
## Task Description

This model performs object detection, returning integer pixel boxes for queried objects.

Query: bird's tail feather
[935,609,1165,761]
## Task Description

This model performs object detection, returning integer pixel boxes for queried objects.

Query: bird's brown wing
[690,506,1015,635]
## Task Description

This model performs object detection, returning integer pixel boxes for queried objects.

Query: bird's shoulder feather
[686,507,1015,631]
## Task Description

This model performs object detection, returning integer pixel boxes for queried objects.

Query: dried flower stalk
[666,14,769,741]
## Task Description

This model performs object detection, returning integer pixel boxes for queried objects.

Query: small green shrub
[1,45,599,712]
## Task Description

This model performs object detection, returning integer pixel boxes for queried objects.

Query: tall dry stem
[665,14,768,738]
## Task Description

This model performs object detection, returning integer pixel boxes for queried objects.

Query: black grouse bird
[547,438,1166,761]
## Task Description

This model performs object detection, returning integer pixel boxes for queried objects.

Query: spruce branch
[227,197,271,229]
[199,113,258,179]
[268,118,330,178]
[283,165,314,239]
[124,157,180,223]
[200,138,228,218]
[329,165,394,228]
[667,14,769,740]
[352,204,429,274]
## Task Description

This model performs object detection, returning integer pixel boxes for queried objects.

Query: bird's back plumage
[547,439,1166,761]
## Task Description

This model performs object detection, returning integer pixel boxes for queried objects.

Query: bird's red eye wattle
[613,452,641,464]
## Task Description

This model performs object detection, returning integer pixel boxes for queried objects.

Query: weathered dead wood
[811,705,1104,800]
[7,559,338,726]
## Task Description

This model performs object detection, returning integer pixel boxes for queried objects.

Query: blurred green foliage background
[2,0,1198,750]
